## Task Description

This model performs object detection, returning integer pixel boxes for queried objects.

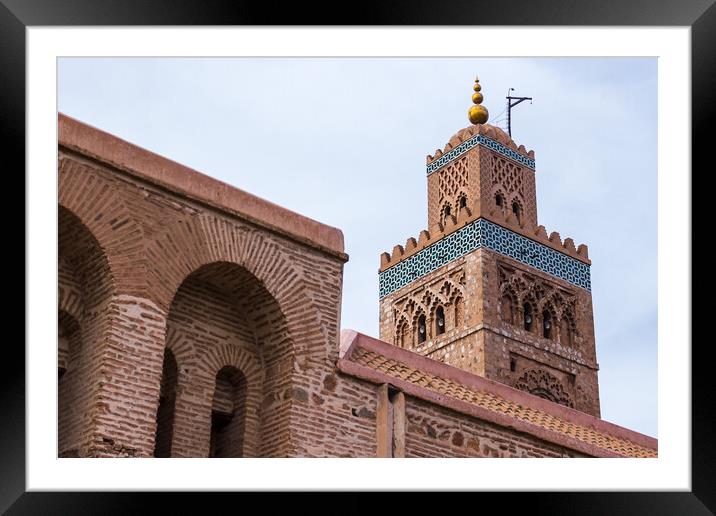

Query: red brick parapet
[58,113,348,261]
[338,330,657,458]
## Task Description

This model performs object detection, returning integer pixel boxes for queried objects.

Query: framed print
[5,0,709,512]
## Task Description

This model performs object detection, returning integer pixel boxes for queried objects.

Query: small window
[417,314,427,344]
[444,205,451,217]
[523,303,533,332]
[435,306,446,335]
[512,202,522,224]
[209,366,247,458]
[510,358,516,372]
[459,196,467,210]
[543,311,552,339]
[495,194,504,208]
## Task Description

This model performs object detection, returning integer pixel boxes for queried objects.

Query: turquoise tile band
[379,219,590,298]
[426,134,535,175]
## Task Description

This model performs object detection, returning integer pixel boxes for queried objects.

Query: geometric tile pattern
[427,134,535,175]
[379,219,591,298]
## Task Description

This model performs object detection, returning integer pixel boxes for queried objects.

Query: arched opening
[458,195,468,214]
[417,314,427,344]
[512,201,522,224]
[560,317,574,347]
[165,261,291,457]
[495,193,505,210]
[441,203,453,228]
[523,302,534,332]
[58,205,114,457]
[500,293,514,324]
[542,311,553,339]
[435,306,446,336]
[395,320,410,348]
[209,366,248,458]
[154,348,178,457]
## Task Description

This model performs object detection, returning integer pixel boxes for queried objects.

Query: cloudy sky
[58,57,657,437]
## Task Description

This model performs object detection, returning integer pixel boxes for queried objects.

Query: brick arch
[164,258,297,457]
[195,343,263,457]
[58,158,145,297]
[57,204,117,456]
[145,214,328,362]
[435,278,464,305]
[455,189,470,213]
[493,188,507,211]
[58,255,83,322]
[394,314,411,348]
[164,325,195,376]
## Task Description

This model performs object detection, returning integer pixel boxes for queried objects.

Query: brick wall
[404,396,586,458]
[58,115,348,457]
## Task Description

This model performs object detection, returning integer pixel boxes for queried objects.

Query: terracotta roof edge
[338,331,657,453]
[58,113,347,260]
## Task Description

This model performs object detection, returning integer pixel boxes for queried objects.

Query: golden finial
[468,76,489,125]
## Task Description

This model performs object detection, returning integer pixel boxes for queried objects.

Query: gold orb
[473,83,482,92]
[468,104,489,124]
[472,92,484,104]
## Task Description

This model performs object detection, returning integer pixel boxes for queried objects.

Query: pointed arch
[434,305,446,336]
[164,261,284,457]
[510,196,524,225]
[395,315,411,348]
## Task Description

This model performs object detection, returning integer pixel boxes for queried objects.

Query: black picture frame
[5,0,708,512]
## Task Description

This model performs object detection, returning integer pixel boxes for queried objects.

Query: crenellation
[379,207,591,274]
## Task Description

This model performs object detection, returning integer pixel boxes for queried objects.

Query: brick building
[57,85,657,458]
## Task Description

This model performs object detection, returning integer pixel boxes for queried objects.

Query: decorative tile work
[379,219,591,298]
[427,134,535,175]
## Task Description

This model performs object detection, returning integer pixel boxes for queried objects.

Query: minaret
[378,77,600,417]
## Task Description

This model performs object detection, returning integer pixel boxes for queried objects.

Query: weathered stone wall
[404,396,587,458]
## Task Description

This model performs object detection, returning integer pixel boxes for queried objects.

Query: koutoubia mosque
[57,78,657,458]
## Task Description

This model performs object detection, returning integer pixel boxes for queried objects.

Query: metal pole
[507,99,512,137]
[506,94,532,139]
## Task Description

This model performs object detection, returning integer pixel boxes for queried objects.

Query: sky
[58,57,657,438]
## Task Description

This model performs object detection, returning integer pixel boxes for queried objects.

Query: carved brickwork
[497,262,579,351]
[381,121,599,418]
[389,268,467,350]
[490,155,537,228]
[515,368,575,408]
